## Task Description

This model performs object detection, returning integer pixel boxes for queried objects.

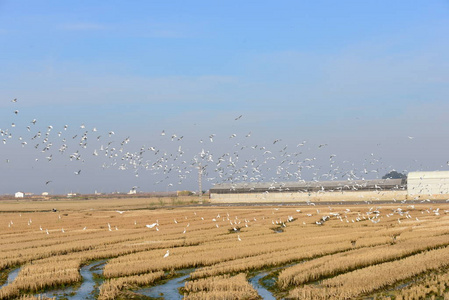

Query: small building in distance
[42,192,49,196]
[407,171,449,196]
[15,191,24,198]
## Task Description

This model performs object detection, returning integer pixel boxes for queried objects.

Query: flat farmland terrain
[1,197,449,299]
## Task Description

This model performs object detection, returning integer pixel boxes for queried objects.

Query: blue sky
[0,1,448,194]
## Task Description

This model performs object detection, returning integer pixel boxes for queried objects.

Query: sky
[0,1,448,195]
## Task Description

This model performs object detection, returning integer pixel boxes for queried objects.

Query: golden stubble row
[189,219,419,281]
[103,222,384,279]
[278,233,449,288]
[102,223,313,278]
[0,227,198,271]
[0,258,81,299]
[0,206,281,297]
[0,237,193,299]
[0,207,237,271]
[288,245,449,299]
[0,196,201,212]
[394,270,449,300]
[103,209,412,280]
[1,203,448,299]
[190,235,391,280]
[183,273,260,300]
[98,271,165,300]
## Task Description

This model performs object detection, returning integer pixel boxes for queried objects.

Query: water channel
[0,267,20,289]
[1,263,279,299]
[134,269,193,299]
[249,272,276,300]
[39,260,107,300]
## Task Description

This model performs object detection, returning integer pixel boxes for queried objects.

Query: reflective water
[74,260,106,299]
[0,267,20,289]
[39,260,107,300]
[135,269,193,299]
[249,272,276,300]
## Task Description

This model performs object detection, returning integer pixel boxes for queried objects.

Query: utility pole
[198,162,203,204]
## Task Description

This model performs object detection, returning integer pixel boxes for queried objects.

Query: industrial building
[209,171,449,203]
[210,179,405,194]
[407,171,449,196]
[209,178,407,203]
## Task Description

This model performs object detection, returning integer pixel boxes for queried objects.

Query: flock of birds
[0,97,425,194]
[3,99,449,281]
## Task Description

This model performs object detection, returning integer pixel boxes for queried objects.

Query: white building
[407,171,449,195]
[15,192,24,198]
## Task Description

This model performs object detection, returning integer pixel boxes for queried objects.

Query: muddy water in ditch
[0,267,21,289]
[39,260,107,300]
[134,269,193,299]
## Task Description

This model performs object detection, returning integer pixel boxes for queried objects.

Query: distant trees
[177,190,194,196]
[382,171,406,179]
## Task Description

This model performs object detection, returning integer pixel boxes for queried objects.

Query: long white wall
[210,190,407,203]
[210,171,449,203]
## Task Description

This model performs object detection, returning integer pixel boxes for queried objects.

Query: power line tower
[198,162,203,204]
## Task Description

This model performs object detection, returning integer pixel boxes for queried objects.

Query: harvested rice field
[1,197,449,299]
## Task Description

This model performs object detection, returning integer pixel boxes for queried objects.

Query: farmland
[1,197,449,299]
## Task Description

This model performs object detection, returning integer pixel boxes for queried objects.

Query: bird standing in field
[163,250,169,258]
